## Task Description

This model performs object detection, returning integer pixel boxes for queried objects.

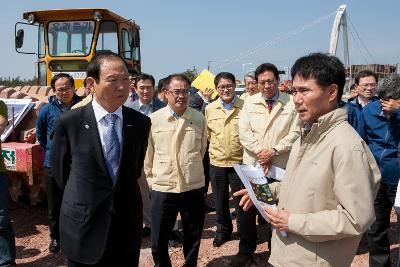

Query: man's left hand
[264,206,289,232]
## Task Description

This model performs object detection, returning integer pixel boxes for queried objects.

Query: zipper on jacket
[379,128,389,164]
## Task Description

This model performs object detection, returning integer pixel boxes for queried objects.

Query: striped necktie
[103,113,120,185]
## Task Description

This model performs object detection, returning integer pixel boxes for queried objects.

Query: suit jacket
[124,97,166,113]
[51,103,151,265]
[189,87,208,114]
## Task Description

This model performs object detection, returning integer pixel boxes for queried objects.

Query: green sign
[2,148,16,171]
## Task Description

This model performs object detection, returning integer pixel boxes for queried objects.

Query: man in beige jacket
[237,62,300,265]
[205,72,244,248]
[235,53,381,267]
[144,74,207,267]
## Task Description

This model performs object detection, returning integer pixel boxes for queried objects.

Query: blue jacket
[361,100,400,185]
[36,95,81,168]
[347,96,379,135]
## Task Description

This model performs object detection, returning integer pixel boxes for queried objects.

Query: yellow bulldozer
[0,9,141,204]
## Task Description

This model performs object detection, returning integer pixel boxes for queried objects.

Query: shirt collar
[167,104,180,120]
[139,99,153,108]
[263,91,279,102]
[357,96,372,107]
[92,97,123,123]
[220,97,235,111]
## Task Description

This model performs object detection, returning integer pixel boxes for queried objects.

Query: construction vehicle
[15,8,141,88]
[1,9,141,204]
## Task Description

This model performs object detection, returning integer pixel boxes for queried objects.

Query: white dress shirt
[138,99,153,117]
[92,98,123,156]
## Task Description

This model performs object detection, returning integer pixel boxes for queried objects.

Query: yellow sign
[191,69,218,99]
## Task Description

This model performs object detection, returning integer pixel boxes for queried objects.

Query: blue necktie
[103,114,120,185]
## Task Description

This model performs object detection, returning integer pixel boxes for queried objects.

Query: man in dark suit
[124,73,166,114]
[124,73,165,238]
[51,52,151,267]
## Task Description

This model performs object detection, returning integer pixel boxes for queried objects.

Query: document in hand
[233,164,287,237]
[395,181,400,214]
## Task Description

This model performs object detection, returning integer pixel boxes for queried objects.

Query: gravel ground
[11,197,399,267]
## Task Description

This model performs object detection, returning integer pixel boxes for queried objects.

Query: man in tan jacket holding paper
[235,53,381,267]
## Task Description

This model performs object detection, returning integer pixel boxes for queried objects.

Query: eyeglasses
[245,81,257,86]
[217,84,235,92]
[358,83,377,89]
[168,89,189,97]
[258,79,277,86]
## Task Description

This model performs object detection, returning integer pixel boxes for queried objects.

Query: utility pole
[242,62,252,75]
[207,60,215,71]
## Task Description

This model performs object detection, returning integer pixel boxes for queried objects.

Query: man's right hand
[0,115,7,135]
[381,99,400,113]
[233,189,254,211]
[200,88,214,102]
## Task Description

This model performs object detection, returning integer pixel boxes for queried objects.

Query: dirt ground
[11,196,399,267]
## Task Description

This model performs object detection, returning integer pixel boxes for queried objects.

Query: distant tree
[0,76,36,87]
[181,66,198,83]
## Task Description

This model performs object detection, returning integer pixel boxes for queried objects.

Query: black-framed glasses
[217,84,235,92]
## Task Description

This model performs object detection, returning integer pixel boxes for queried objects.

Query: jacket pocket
[152,159,173,187]
[62,201,87,223]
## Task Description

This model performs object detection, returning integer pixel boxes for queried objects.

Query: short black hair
[128,67,139,77]
[157,78,167,91]
[214,72,236,86]
[87,51,127,82]
[291,53,345,102]
[51,73,74,90]
[165,74,191,89]
[135,73,155,87]
[355,70,378,85]
[255,63,279,82]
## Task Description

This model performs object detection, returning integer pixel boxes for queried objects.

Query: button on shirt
[92,98,123,156]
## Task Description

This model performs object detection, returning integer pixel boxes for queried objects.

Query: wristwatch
[273,148,279,156]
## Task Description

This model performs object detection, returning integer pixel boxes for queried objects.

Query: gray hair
[376,74,400,100]
[244,71,255,80]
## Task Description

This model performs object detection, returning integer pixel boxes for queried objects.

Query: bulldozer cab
[15,9,141,88]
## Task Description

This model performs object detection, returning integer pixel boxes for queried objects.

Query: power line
[210,10,337,70]
[347,14,375,63]
[348,24,369,64]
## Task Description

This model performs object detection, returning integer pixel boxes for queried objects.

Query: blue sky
[1,0,399,82]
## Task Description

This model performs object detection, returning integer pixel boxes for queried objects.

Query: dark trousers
[209,165,257,254]
[209,165,243,235]
[0,172,16,267]
[44,167,63,241]
[368,182,398,267]
[151,188,205,267]
[203,144,210,195]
